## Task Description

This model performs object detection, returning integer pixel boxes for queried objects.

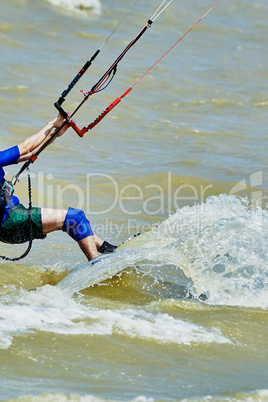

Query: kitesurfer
[0,114,117,261]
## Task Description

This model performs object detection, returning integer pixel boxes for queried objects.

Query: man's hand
[52,113,71,137]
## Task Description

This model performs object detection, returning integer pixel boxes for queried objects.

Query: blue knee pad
[62,207,93,242]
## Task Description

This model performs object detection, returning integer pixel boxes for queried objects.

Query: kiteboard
[55,232,144,294]
[55,230,208,301]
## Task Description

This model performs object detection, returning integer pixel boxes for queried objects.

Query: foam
[5,392,154,402]
[45,0,102,14]
[0,286,230,350]
[181,388,268,402]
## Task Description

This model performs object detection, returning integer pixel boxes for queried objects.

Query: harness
[0,170,33,261]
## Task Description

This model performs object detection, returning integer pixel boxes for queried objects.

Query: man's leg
[41,208,99,261]
[77,236,99,261]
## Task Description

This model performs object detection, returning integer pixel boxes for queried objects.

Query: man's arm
[18,114,69,162]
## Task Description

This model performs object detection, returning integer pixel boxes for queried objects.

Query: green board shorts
[0,203,46,244]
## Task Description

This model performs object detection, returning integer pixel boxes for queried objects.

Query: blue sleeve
[0,146,20,167]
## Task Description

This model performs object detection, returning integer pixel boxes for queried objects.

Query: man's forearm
[17,114,70,162]
[18,120,56,161]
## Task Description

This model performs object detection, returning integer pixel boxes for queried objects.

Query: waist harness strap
[0,179,7,224]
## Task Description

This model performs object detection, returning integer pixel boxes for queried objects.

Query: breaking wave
[58,194,268,308]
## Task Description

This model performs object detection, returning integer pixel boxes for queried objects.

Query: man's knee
[62,207,93,242]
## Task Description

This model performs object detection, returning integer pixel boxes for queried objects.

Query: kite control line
[66,0,222,136]
[54,18,153,134]
[55,0,175,123]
